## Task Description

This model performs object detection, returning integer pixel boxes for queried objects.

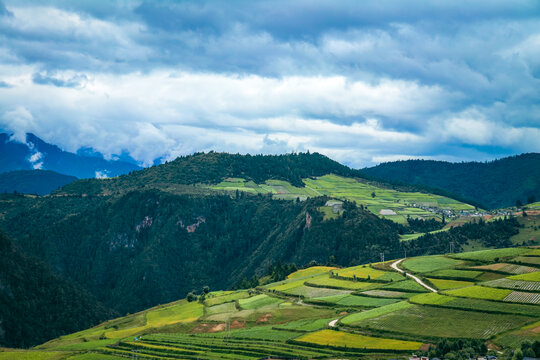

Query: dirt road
[391,259,437,293]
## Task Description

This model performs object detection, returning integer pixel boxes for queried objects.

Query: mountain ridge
[362,153,540,209]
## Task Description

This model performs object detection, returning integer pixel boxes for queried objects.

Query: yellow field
[294,329,422,351]
[287,266,337,279]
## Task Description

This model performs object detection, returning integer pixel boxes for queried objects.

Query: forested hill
[0,191,402,315]
[56,152,359,195]
[0,230,117,348]
[362,153,540,209]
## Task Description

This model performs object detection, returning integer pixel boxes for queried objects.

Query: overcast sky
[1,0,539,167]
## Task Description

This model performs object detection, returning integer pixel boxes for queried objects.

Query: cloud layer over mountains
[0,0,539,167]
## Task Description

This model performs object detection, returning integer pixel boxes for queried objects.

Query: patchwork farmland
[4,246,540,359]
[211,174,476,224]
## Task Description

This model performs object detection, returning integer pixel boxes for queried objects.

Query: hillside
[0,170,77,195]
[0,191,403,315]
[362,153,540,209]
[0,230,117,348]
[55,152,477,223]
[5,246,539,359]
[0,133,141,178]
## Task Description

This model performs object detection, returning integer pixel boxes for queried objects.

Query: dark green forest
[362,153,540,209]
[0,231,117,348]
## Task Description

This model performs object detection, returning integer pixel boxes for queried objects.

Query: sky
[0,0,539,168]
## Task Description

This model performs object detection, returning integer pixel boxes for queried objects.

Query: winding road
[390,259,437,293]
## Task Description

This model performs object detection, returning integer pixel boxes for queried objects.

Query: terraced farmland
[211,174,475,223]
[8,246,540,359]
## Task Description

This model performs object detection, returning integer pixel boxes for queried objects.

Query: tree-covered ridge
[56,152,358,195]
[0,230,117,348]
[362,153,540,209]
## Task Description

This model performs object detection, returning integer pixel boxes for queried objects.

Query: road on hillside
[328,319,338,327]
[390,259,437,293]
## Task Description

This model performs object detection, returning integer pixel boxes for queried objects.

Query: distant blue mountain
[0,170,77,195]
[0,133,141,178]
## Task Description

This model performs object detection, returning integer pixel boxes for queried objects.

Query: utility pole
[380,252,385,263]
[449,241,454,254]
[404,248,407,258]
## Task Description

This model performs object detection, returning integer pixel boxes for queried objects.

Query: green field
[381,279,428,292]
[312,294,400,307]
[305,275,380,290]
[340,301,413,326]
[211,174,475,223]
[427,278,474,290]
[426,269,483,280]
[444,286,512,300]
[509,272,540,281]
[205,291,250,306]
[356,305,531,339]
[402,255,462,273]
[452,248,528,262]
[238,294,282,310]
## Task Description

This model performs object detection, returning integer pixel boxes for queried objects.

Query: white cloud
[95,171,108,179]
[2,106,34,143]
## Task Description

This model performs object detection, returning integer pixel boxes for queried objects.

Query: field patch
[508,272,540,282]
[360,290,415,298]
[340,301,412,326]
[284,285,351,298]
[0,351,71,360]
[305,275,378,290]
[472,263,538,275]
[444,286,512,300]
[294,329,422,351]
[203,325,300,341]
[427,269,482,280]
[273,318,333,332]
[382,279,428,293]
[427,278,474,290]
[312,294,399,307]
[287,266,336,279]
[409,293,455,305]
[205,302,237,316]
[334,265,403,282]
[503,291,540,305]
[484,278,540,292]
[513,256,540,266]
[205,291,250,306]
[402,256,462,273]
[453,248,528,262]
[238,294,283,310]
[357,305,531,339]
